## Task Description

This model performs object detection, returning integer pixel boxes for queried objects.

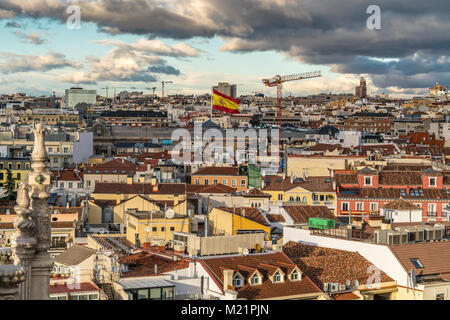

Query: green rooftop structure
[309,217,336,230]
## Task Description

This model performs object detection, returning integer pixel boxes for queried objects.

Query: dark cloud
[148,65,181,75]
[1,0,449,92]
[5,21,21,28]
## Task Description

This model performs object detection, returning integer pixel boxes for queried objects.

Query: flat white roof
[115,278,174,290]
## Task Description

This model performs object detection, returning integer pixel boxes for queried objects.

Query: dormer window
[232,274,244,287]
[290,270,300,281]
[364,177,372,186]
[273,271,283,283]
[250,274,261,285]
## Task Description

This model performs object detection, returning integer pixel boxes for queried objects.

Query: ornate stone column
[28,123,54,300]
[0,264,26,300]
[11,183,37,300]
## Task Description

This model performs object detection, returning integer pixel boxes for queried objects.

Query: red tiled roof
[50,282,99,294]
[389,241,450,278]
[83,159,136,174]
[52,170,83,181]
[93,183,187,195]
[283,242,393,288]
[192,167,243,176]
[283,206,334,224]
[187,183,237,194]
[265,214,286,223]
[120,252,189,278]
[200,252,322,299]
[380,199,423,211]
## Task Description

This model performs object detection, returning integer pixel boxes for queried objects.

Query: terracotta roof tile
[283,242,393,288]
[200,252,322,299]
[283,206,334,224]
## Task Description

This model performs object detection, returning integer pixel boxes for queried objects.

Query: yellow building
[0,158,31,189]
[19,113,80,125]
[88,182,188,229]
[262,176,337,215]
[126,210,190,246]
[208,207,271,240]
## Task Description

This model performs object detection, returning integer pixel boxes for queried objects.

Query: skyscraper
[213,82,237,99]
[65,87,97,109]
[355,78,367,99]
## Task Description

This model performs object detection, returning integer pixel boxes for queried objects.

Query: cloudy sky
[0,0,448,98]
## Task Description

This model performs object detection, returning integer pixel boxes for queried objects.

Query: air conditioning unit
[338,284,346,291]
[329,283,339,292]
[323,282,332,292]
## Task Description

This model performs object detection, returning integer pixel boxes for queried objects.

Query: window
[64,147,69,153]
[68,182,73,188]
[251,275,261,285]
[213,179,218,185]
[342,202,349,211]
[78,182,83,188]
[364,177,372,186]
[16,173,21,180]
[303,196,307,203]
[428,203,436,216]
[320,195,325,201]
[48,147,53,153]
[289,196,294,202]
[152,227,157,232]
[410,258,424,269]
[204,179,209,185]
[296,196,301,202]
[222,179,227,185]
[370,202,378,212]
[233,274,243,287]
[232,179,237,187]
[59,182,65,188]
[278,194,283,201]
[150,288,161,300]
[53,158,58,164]
[16,163,21,170]
[291,270,300,281]
[195,178,200,185]
[356,202,363,211]
[86,180,91,187]
[8,163,12,169]
[0,163,3,169]
[273,271,283,283]
[161,227,165,232]
[241,179,246,186]
[429,177,437,187]
[170,227,175,231]
[138,289,149,300]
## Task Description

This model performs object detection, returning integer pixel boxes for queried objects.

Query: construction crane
[112,87,127,103]
[151,87,157,98]
[161,81,173,99]
[262,71,322,170]
[101,85,110,99]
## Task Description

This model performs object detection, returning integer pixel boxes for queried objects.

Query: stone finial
[13,183,34,233]
[31,122,47,163]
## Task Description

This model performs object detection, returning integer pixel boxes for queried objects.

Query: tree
[2,169,17,200]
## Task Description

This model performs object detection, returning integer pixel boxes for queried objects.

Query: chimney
[242,208,246,218]
[154,264,158,275]
[290,175,294,183]
[223,269,234,291]
[66,201,70,208]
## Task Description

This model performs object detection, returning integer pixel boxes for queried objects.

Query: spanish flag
[213,89,240,114]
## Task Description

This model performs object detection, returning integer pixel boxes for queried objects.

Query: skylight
[410,258,424,269]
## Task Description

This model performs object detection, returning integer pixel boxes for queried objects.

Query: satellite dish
[166,209,175,219]
[242,248,249,256]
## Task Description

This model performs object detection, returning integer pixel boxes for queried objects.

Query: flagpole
[210,87,213,120]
